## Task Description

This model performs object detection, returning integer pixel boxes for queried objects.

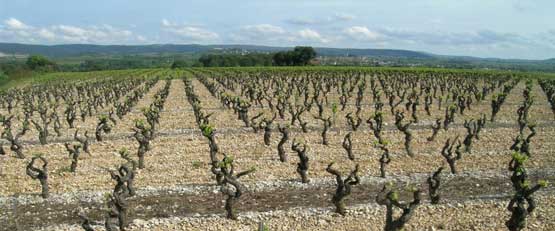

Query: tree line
[0,46,317,79]
[0,46,318,83]
[179,46,317,68]
[0,55,59,86]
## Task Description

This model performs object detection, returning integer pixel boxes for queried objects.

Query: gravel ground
[2,167,554,230]
[1,79,554,197]
[2,167,554,207]
[1,78,554,230]
[37,195,555,231]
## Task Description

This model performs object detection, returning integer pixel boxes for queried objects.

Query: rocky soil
[1,77,554,230]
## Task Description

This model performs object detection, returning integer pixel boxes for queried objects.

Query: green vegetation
[68,54,198,71]
[194,46,317,67]
[2,43,555,72]
[0,54,59,89]
[0,69,8,86]
[171,59,197,69]
[197,53,273,67]
[191,160,202,169]
[1,52,199,73]
[0,68,171,90]
[319,56,555,72]
[1,65,554,91]
[26,55,58,71]
[273,46,317,66]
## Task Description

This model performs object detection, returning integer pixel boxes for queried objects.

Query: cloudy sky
[0,0,554,59]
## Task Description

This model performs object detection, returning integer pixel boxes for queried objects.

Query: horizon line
[0,42,552,61]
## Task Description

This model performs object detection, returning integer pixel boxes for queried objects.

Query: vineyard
[0,67,554,230]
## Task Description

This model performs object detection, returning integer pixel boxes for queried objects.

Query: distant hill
[0,43,433,59]
[315,47,433,58]
[0,43,212,57]
[0,42,553,72]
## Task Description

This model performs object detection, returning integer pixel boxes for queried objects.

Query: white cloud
[4,18,31,30]
[230,24,288,43]
[168,26,219,41]
[344,26,383,41]
[298,29,329,43]
[56,25,87,37]
[161,19,219,42]
[0,18,144,44]
[50,24,137,43]
[242,24,286,35]
[287,13,356,26]
[338,25,555,58]
[375,28,527,46]
[38,28,55,40]
[0,17,553,59]
[137,35,147,42]
[231,24,332,45]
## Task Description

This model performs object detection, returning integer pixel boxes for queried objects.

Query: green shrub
[0,70,8,85]
[191,160,202,169]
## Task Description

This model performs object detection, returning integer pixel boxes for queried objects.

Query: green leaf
[389,192,399,202]
[512,151,528,164]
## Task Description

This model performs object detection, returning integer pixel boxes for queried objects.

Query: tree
[272,46,317,66]
[26,55,57,71]
[293,46,317,65]
[273,51,287,66]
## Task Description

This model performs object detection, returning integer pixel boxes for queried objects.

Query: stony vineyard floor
[1,75,554,230]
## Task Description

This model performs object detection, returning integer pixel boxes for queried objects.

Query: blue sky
[0,0,554,59]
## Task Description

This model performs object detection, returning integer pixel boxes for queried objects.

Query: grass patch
[0,68,171,90]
